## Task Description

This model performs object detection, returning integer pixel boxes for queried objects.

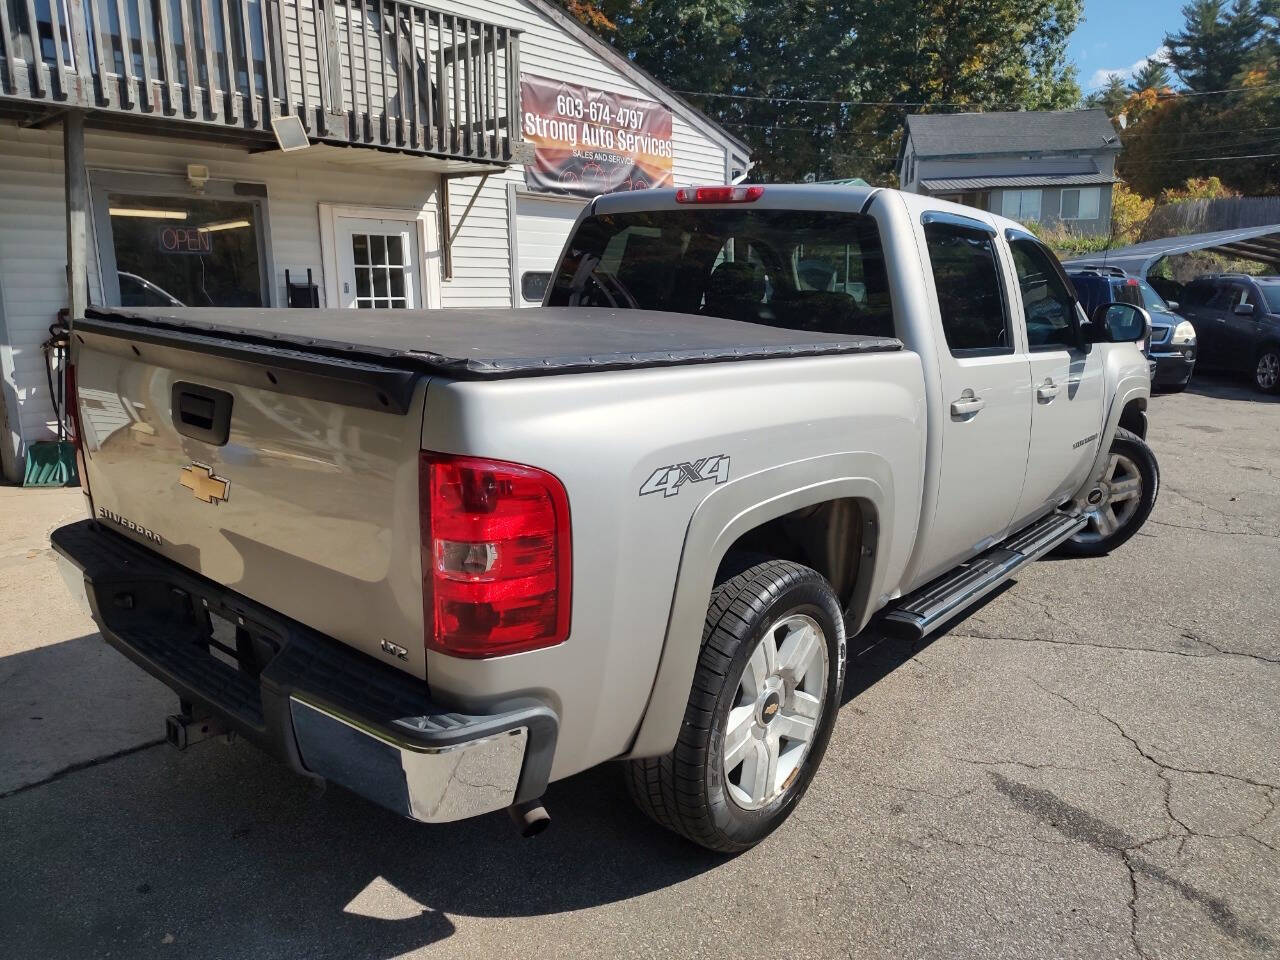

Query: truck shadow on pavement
[0,635,723,960]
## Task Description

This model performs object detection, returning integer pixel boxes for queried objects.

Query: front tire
[626,558,845,853]
[1254,346,1280,394]
[1058,427,1159,557]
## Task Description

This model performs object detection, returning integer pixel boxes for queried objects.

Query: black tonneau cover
[81,306,901,380]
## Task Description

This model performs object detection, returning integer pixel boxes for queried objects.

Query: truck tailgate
[72,326,428,679]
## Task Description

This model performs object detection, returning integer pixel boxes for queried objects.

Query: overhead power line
[675,80,1280,110]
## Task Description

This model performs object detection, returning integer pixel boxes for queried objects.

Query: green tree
[1128,58,1173,93]
[570,0,1083,182]
[1086,73,1130,116]
[1163,0,1265,91]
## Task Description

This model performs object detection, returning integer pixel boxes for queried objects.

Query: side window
[923,219,1011,354]
[1009,237,1079,349]
[1205,284,1234,311]
[1233,284,1251,307]
[1182,281,1214,308]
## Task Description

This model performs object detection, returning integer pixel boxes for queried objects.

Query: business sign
[520,74,673,197]
[158,227,213,255]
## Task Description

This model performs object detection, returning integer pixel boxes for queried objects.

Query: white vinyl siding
[1000,189,1042,222]
[0,125,443,469]
[436,0,733,308]
[0,0,738,474]
[1060,187,1100,221]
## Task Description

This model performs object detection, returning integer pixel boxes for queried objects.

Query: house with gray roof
[897,109,1123,235]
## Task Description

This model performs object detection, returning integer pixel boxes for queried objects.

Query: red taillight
[420,452,571,658]
[674,185,764,204]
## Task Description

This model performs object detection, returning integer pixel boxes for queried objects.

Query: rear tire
[1058,427,1159,557]
[625,558,845,853]
[1254,346,1280,394]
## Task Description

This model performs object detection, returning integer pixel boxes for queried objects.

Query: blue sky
[1069,0,1185,93]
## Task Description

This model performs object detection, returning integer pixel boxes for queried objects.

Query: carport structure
[1065,224,1280,276]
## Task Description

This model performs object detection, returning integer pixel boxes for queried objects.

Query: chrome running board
[880,511,1086,641]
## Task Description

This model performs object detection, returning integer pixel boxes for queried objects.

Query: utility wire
[674,80,1280,109]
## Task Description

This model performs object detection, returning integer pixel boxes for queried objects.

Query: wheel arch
[1118,396,1148,440]
[1076,374,1150,505]
[625,453,894,759]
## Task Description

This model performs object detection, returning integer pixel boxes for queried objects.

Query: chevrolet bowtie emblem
[179,462,230,505]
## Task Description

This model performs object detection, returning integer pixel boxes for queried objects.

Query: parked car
[53,186,1156,853]
[1067,265,1197,392]
[1178,274,1280,394]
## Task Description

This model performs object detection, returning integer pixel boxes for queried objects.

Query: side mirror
[1167,300,1180,310]
[1234,302,1256,316]
[1088,301,1150,343]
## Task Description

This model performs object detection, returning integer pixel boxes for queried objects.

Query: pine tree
[1128,59,1173,94]
[1086,74,1130,116]
[1164,0,1265,92]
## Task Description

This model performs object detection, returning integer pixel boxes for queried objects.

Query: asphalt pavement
[1,373,1277,960]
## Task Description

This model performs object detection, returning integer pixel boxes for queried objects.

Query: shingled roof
[904,109,1121,158]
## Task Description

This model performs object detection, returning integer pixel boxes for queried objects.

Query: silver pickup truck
[54,185,1156,852]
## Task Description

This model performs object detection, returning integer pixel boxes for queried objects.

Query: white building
[0,0,748,481]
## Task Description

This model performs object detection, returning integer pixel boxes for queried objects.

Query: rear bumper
[51,520,558,824]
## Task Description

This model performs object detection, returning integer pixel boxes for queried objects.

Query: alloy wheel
[1073,453,1143,545]
[1257,352,1280,391]
[722,613,828,810]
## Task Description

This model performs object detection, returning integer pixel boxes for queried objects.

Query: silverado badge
[179,462,231,505]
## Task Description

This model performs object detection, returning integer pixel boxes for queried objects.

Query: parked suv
[1068,265,1197,392]
[1179,274,1280,393]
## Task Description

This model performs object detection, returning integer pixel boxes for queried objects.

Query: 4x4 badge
[179,462,230,505]
[640,455,731,498]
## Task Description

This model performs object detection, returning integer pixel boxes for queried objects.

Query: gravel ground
[1,373,1276,960]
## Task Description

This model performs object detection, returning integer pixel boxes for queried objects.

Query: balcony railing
[0,0,521,162]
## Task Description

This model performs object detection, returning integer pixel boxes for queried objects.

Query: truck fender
[626,452,894,759]
[1075,372,1150,504]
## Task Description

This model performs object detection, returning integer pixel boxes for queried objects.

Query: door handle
[950,393,986,418]
[1036,379,1060,402]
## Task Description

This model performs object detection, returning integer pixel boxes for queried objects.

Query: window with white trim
[1060,187,1101,220]
[1000,189,1042,222]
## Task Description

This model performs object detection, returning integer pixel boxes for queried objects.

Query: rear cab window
[547,208,896,338]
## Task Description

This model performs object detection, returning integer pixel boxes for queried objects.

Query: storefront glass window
[106,193,265,307]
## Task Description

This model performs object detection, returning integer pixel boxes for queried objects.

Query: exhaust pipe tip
[508,799,550,838]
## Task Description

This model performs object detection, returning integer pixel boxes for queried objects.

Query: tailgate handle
[172,382,233,446]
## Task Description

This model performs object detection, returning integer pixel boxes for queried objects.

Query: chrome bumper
[50,519,559,829]
[290,697,529,823]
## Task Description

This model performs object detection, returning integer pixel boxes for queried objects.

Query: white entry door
[514,192,585,306]
[335,217,422,309]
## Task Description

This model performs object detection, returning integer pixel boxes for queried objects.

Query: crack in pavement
[0,738,166,800]
[991,680,1280,954]
[952,630,1280,667]
[991,772,1274,955]
[1148,518,1278,539]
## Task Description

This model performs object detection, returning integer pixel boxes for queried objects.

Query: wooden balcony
[0,0,523,164]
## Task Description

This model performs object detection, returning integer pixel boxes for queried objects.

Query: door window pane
[1000,189,1042,222]
[923,221,1010,354]
[349,229,413,309]
[107,193,264,307]
[1009,237,1079,349]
